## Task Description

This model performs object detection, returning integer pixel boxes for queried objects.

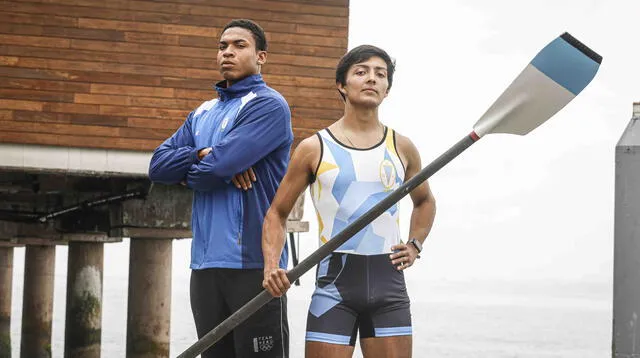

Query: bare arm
[262,135,320,296]
[390,132,436,270]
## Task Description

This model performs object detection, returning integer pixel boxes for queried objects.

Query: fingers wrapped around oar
[263,268,291,297]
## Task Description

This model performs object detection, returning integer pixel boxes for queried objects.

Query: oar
[177,32,602,358]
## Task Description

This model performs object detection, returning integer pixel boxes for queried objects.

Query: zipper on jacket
[236,193,243,245]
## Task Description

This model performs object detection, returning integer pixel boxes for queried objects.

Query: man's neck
[224,71,260,88]
[342,103,381,131]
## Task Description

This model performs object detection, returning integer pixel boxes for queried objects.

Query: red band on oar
[470,131,480,141]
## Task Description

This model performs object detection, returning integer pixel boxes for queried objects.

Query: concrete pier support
[613,103,640,357]
[21,244,56,358]
[126,238,172,358]
[64,240,104,358]
[0,244,14,357]
[113,184,191,357]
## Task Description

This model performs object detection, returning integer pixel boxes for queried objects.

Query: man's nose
[222,48,234,57]
[366,72,377,83]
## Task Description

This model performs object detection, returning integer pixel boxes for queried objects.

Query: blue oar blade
[473,32,602,137]
[531,32,601,96]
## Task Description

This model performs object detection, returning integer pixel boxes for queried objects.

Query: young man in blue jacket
[149,19,293,358]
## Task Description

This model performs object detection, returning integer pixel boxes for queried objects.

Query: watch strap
[408,238,422,255]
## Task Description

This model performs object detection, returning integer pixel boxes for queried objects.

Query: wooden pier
[0,1,348,356]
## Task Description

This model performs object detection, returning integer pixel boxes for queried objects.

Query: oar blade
[473,32,602,137]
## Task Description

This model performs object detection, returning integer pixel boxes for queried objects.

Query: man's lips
[362,88,378,93]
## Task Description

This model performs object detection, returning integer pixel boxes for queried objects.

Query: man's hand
[232,167,257,190]
[263,267,291,297]
[196,146,256,190]
[197,147,212,160]
[389,242,420,271]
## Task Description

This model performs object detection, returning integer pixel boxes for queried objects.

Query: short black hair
[335,45,395,100]
[221,19,268,51]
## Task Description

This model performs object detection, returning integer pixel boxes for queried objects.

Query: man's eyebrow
[219,39,249,45]
[353,64,388,71]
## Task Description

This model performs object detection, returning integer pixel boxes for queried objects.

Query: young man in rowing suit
[261,45,436,358]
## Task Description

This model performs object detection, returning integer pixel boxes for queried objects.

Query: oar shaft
[177,132,480,358]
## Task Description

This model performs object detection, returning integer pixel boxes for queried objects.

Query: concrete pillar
[0,245,13,357]
[613,103,640,357]
[126,238,172,358]
[21,244,56,358]
[64,241,104,358]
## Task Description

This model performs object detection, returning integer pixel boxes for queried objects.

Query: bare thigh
[360,335,412,358]
[305,341,355,358]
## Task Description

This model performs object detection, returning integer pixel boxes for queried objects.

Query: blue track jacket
[149,74,292,270]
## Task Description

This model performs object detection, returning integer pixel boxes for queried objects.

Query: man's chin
[221,72,236,81]
[219,70,257,85]
[352,98,382,108]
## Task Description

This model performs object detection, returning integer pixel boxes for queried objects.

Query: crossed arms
[148,97,290,191]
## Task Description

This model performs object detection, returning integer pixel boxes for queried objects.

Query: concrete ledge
[11,238,66,246]
[0,240,24,248]
[64,233,122,243]
[115,221,309,240]
[117,227,192,239]
[0,143,151,177]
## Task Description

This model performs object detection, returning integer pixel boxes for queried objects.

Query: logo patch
[221,117,229,130]
[253,336,274,352]
[379,159,396,191]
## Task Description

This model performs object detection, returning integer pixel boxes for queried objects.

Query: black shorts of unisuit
[305,253,411,346]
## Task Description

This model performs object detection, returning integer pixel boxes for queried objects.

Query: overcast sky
[333,0,640,283]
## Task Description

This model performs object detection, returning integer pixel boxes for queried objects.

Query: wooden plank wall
[0,0,349,151]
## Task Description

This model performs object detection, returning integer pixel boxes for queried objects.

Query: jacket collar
[215,74,264,101]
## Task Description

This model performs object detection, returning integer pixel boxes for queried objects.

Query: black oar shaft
[177,132,479,358]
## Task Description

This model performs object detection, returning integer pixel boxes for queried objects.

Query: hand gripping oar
[177,32,602,358]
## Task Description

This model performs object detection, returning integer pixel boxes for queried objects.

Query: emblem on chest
[379,159,396,191]
[220,117,230,130]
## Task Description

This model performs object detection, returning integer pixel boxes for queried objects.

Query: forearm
[407,198,436,243]
[185,127,279,191]
[185,159,229,192]
[148,145,199,184]
[262,209,287,270]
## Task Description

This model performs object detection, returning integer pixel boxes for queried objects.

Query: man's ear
[337,83,347,95]
[257,51,267,65]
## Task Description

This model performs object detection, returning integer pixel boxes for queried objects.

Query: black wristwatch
[408,238,422,258]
